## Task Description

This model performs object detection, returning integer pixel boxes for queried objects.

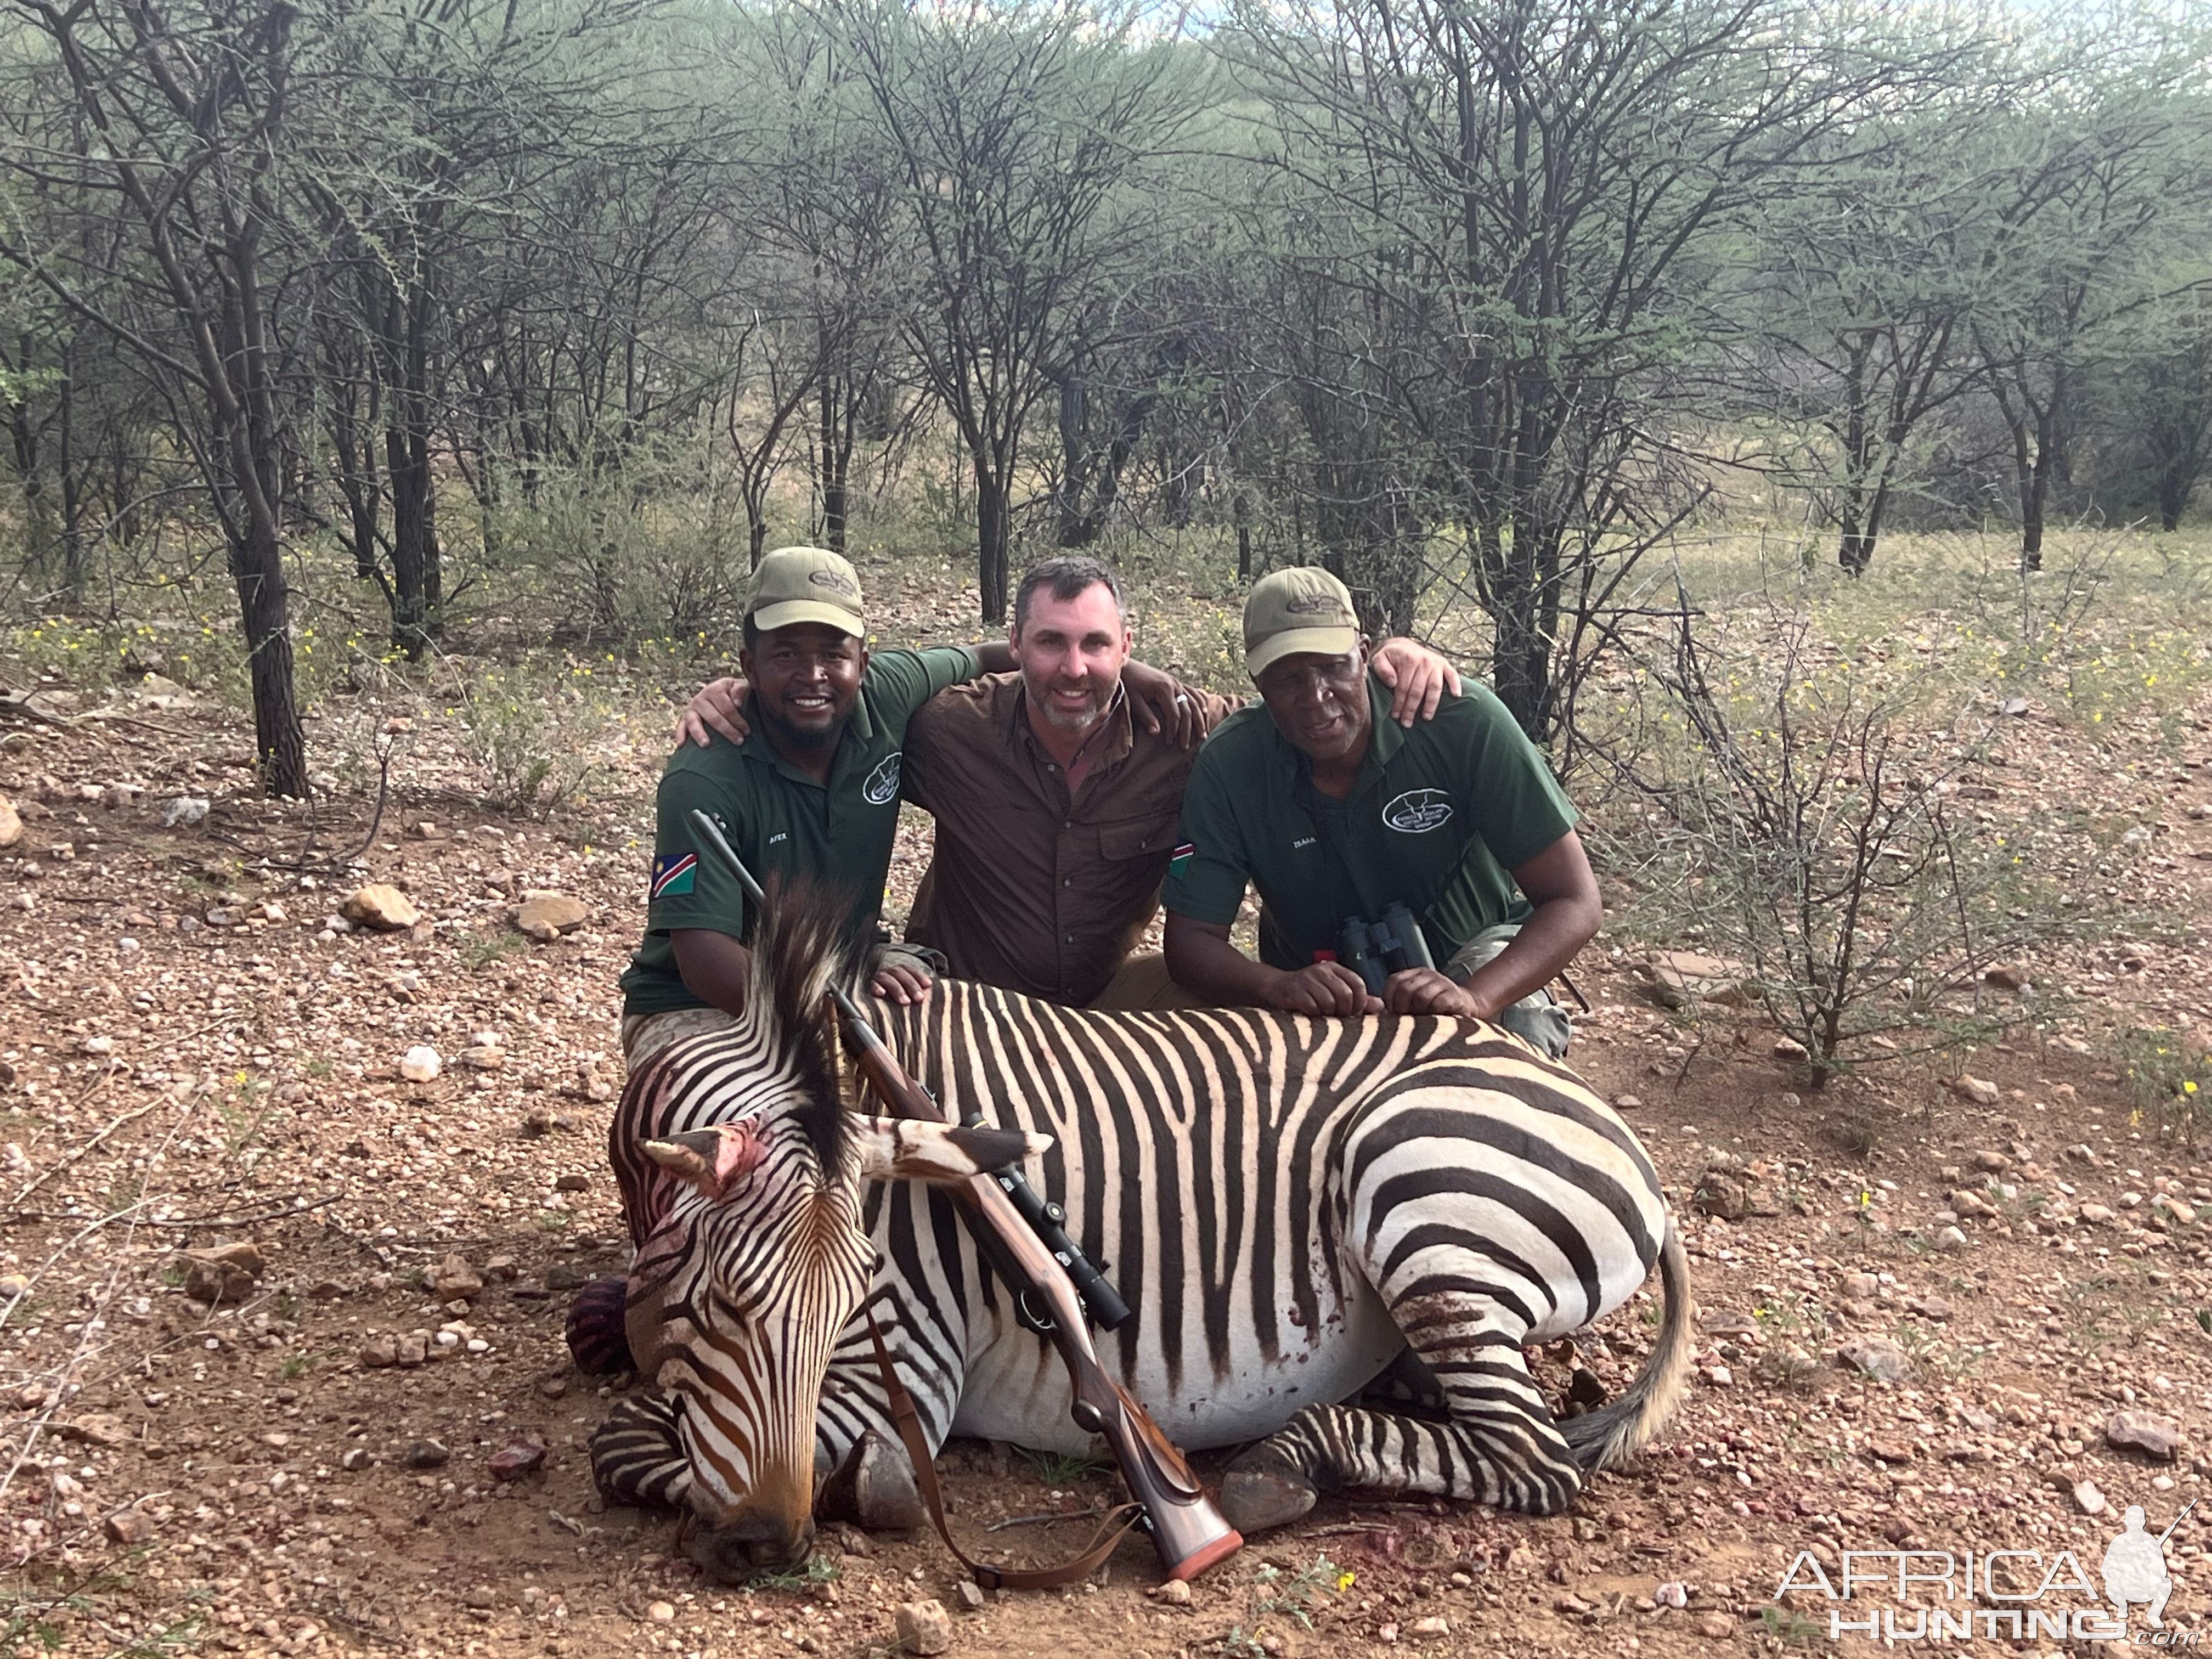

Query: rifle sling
[865,1310,1141,1591]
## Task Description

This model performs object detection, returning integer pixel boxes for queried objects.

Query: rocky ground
[1,643,2211,1659]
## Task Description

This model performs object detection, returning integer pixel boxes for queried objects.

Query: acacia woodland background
[2,0,2210,792]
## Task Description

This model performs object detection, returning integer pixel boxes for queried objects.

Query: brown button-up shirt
[901,672,1234,1005]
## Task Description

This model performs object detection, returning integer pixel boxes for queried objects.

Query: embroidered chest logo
[862,752,902,806]
[1383,788,1453,834]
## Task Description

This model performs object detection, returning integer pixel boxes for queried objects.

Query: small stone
[1655,1582,1689,1609]
[159,797,208,829]
[647,1601,676,1624]
[102,1509,154,1545]
[515,893,591,941]
[455,1045,505,1072]
[1972,1149,2013,1172]
[520,1108,555,1138]
[1409,1616,1449,1637]
[180,1242,264,1305]
[512,1279,550,1303]
[341,1447,371,1471]
[342,884,422,930]
[554,1173,590,1193]
[77,1034,113,1057]
[1705,1365,1733,1387]
[1984,965,2028,991]
[402,1439,450,1469]
[0,793,19,849]
[360,1335,398,1369]
[430,1255,484,1300]
[952,1581,985,1612]
[1946,1074,2001,1106]
[57,1413,128,1448]
[536,1374,568,1399]
[2075,1479,2108,1516]
[1693,1174,1747,1222]
[399,1046,442,1083]
[2106,1410,2183,1462]
[1933,1226,1969,1252]
[2080,1202,2115,1224]
[1948,1188,1996,1219]
[488,1437,547,1481]
[1773,1036,1809,1062]
[1613,1094,1643,1111]
[1834,1336,1912,1384]
[2156,1195,2198,1226]
[895,1599,952,1656]
[1378,1623,1400,1644]
[1157,1579,1191,1606]
[1841,1272,1879,1297]
[1866,1437,1915,1464]
[1695,1613,1734,1640]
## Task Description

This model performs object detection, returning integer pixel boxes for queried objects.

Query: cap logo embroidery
[1283,595,1345,616]
[1383,788,1453,834]
[808,568,859,596]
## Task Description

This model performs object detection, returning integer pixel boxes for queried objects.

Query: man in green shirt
[618,546,995,1062]
[1160,566,1601,1058]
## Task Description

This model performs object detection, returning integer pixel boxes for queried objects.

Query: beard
[753,696,850,754]
[1032,679,1115,736]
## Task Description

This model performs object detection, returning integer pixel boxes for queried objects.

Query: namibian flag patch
[1167,841,1195,878]
[650,851,697,899]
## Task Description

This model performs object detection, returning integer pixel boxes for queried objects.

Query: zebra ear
[850,1116,1052,1185]
[640,1124,766,1199]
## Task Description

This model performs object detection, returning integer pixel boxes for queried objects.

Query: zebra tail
[1560,1217,1692,1474]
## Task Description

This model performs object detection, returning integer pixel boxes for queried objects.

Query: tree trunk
[818,374,848,554]
[974,453,1012,623]
[233,514,307,797]
[385,418,436,658]
[2159,468,2187,532]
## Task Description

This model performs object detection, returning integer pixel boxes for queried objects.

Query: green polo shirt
[1161,674,1576,970]
[619,645,979,1016]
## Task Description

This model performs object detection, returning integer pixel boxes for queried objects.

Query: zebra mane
[748,875,864,1176]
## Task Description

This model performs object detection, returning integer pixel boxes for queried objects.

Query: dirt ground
[3,653,2212,1659]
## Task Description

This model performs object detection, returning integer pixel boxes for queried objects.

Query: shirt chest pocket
[1097,819,1167,864]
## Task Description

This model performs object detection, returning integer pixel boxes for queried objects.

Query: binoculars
[1334,904,1437,994]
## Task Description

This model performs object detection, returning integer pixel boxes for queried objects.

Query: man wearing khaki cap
[1160,566,1600,1057]
[673,555,1463,1012]
[618,546,1005,1062]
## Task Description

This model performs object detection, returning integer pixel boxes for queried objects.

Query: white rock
[2075,1479,2108,1516]
[399,1046,442,1083]
[159,797,209,828]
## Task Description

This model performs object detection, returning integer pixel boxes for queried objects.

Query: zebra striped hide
[588,888,1691,1566]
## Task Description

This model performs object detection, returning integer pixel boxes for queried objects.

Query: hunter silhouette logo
[2105,1502,2187,1629]
[1772,1497,2197,1643]
[1282,594,1347,616]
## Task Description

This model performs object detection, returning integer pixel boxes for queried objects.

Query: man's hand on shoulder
[675,678,749,748]
[1123,658,1217,749]
[1266,961,1384,1018]
[1381,967,1481,1019]
[1370,639,1463,727]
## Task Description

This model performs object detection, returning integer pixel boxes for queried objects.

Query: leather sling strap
[865,1311,1142,1591]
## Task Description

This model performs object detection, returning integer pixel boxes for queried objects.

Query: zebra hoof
[1220,1464,1318,1534]
[566,1276,635,1376]
[817,1431,925,1532]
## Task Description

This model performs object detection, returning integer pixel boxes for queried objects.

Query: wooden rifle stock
[682,811,1241,1583]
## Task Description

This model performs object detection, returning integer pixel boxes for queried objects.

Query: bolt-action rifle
[685,810,1242,1585]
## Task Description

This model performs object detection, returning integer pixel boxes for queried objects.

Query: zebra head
[620,887,1046,1580]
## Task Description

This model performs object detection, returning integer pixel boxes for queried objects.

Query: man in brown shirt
[677,555,1460,1009]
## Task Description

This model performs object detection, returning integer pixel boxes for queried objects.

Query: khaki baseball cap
[1243,566,1361,678]
[747,546,866,636]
